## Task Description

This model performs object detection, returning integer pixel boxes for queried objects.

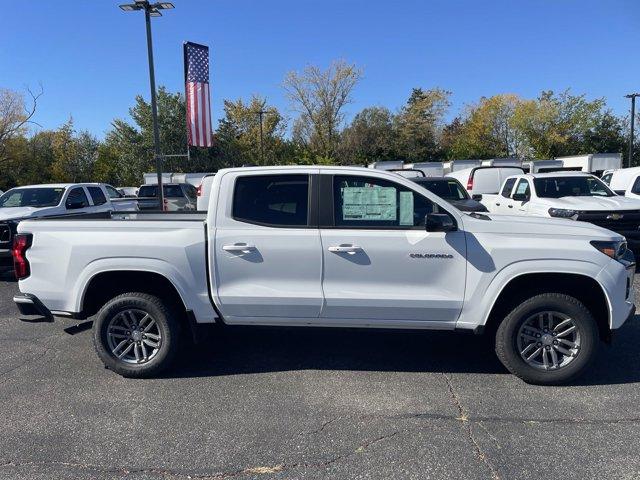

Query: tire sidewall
[93,294,177,377]
[496,294,598,385]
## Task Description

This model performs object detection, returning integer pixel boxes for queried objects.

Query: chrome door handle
[328,245,362,254]
[223,243,255,253]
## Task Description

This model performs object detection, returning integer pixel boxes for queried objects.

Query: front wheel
[495,293,599,385]
[93,292,181,378]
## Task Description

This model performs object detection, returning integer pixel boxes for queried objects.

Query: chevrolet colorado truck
[12,166,636,385]
[480,172,640,250]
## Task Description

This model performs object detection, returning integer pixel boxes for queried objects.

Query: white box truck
[481,158,523,168]
[443,159,482,174]
[522,160,565,174]
[404,162,444,177]
[556,154,622,176]
[368,161,404,170]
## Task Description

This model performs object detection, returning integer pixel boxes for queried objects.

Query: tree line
[0,60,636,191]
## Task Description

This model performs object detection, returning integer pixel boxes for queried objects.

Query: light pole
[119,1,174,210]
[625,93,640,168]
[252,109,275,164]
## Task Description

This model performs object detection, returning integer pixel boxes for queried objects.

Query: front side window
[501,178,517,198]
[0,187,65,208]
[601,173,613,185]
[334,175,440,228]
[514,180,530,197]
[87,186,107,206]
[233,174,309,227]
[105,185,122,199]
[631,176,640,195]
[534,176,614,198]
[66,187,89,209]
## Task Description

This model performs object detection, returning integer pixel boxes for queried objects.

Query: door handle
[495,202,501,206]
[507,205,513,208]
[223,243,255,253]
[328,244,362,254]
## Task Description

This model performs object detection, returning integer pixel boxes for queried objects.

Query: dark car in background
[411,176,488,212]
[137,183,198,211]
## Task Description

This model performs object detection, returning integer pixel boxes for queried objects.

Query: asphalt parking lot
[1,273,640,480]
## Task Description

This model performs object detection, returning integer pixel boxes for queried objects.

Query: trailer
[522,159,564,173]
[555,153,622,177]
[368,161,404,170]
[443,159,482,174]
[481,158,522,168]
[404,162,444,177]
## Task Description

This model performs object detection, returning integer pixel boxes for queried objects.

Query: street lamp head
[155,2,175,9]
[625,93,640,98]
[119,3,143,11]
[149,9,162,16]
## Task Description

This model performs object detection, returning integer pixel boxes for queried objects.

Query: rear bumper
[13,293,53,320]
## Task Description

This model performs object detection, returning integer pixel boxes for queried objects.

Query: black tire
[93,292,181,378]
[495,293,599,385]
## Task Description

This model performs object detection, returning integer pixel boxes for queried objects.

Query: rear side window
[87,186,107,206]
[66,187,89,209]
[501,178,516,197]
[233,174,309,227]
[631,176,640,195]
[184,185,197,201]
[138,185,184,198]
[333,175,439,228]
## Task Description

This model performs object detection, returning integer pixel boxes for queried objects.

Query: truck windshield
[413,179,469,200]
[0,187,66,208]
[534,177,614,198]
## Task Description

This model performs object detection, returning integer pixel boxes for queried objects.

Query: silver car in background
[136,183,197,211]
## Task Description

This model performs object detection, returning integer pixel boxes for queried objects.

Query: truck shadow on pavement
[165,315,640,386]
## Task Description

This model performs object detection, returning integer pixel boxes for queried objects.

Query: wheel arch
[483,272,611,342]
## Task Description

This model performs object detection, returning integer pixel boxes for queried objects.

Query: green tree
[394,88,451,161]
[338,106,397,165]
[216,95,287,166]
[512,90,605,158]
[284,60,362,160]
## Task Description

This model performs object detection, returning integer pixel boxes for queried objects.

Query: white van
[447,166,525,198]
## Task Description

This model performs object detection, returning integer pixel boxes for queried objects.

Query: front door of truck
[319,173,466,326]
[213,170,324,323]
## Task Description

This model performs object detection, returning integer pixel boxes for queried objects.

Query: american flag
[184,42,213,147]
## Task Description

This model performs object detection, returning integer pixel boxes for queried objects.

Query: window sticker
[341,186,397,221]
[399,191,414,225]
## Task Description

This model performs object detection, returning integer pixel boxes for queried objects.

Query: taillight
[467,173,474,191]
[196,184,202,196]
[12,234,32,280]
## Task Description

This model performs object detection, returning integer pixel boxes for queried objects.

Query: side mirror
[425,213,456,232]
[66,199,86,210]
[512,193,529,202]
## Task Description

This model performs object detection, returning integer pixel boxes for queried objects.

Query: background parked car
[447,166,524,199]
[137,183,197,211]
[103,184,138,211]
[606,167,640,197]
[482,172,640,250]
[117,186,139,197]
[196,174,216,210]
[411,176,488,212]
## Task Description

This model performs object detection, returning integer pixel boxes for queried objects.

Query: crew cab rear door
[212,169,324,322]
[318,171,466,326]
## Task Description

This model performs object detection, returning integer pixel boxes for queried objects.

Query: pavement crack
[441,372,501,480]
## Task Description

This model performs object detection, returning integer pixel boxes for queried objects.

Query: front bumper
[13,293,53,320]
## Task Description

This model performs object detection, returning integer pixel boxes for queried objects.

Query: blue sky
[1,0,639,138]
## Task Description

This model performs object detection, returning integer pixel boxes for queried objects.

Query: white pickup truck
[480,172,640,250]
[0,183,137,272]
[12,166,636,385]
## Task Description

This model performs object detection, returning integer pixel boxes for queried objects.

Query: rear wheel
[93,293,181,378]
[495,293,599,385]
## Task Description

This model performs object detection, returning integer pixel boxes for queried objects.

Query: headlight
[590,240,628,261]
[548,208,578,219]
